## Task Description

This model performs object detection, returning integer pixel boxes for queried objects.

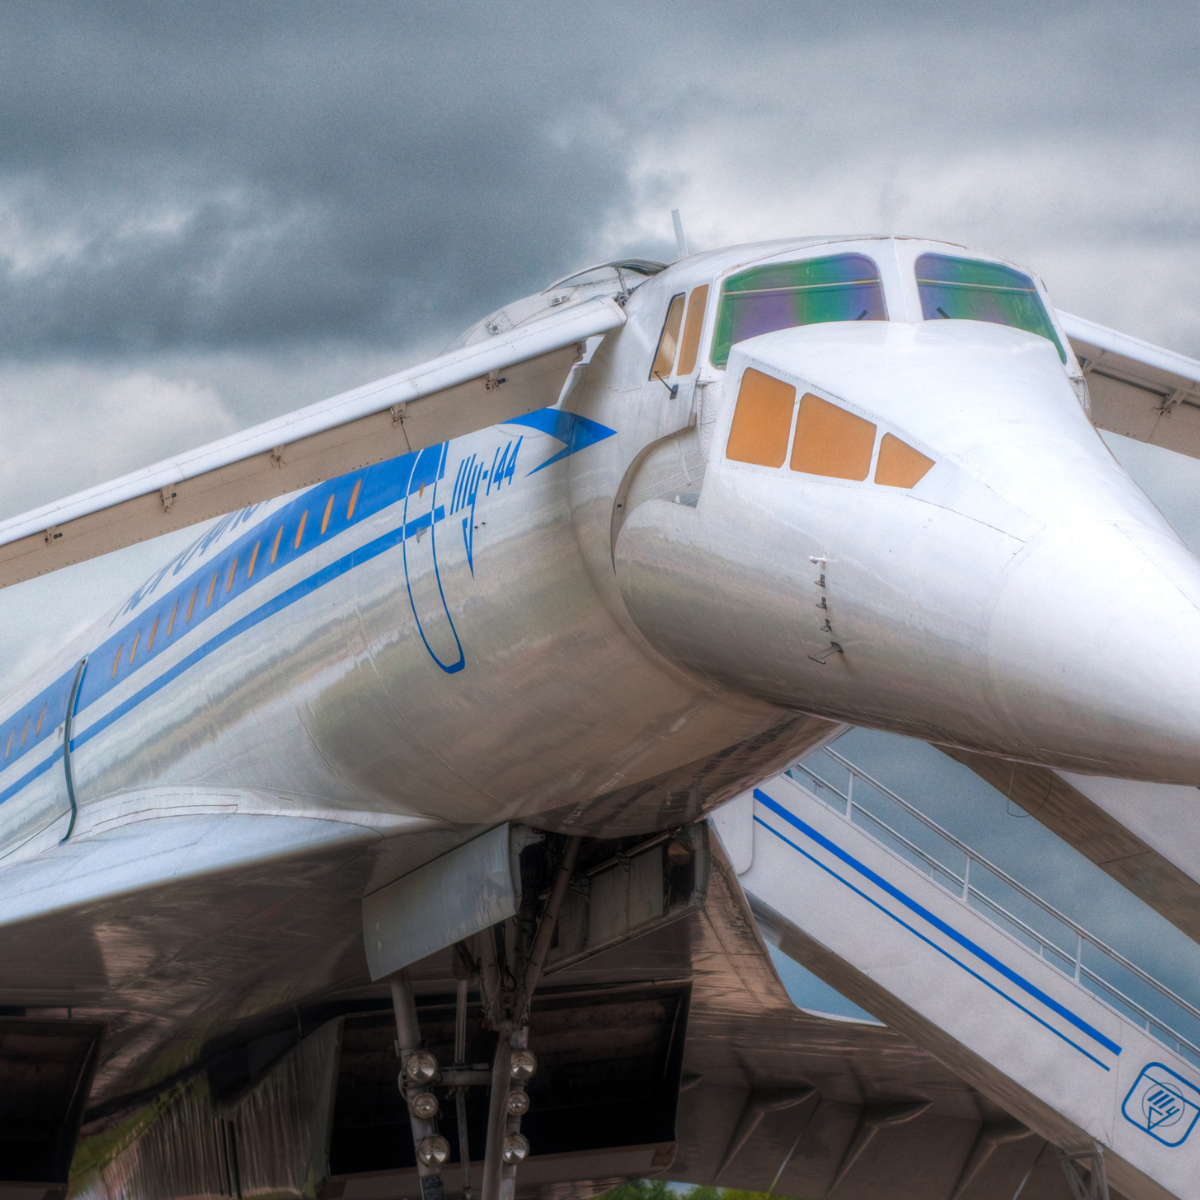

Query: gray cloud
[0,3,650,354]
[0,0,1193,360]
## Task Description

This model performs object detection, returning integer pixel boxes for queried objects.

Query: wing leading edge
[0,295,625,589]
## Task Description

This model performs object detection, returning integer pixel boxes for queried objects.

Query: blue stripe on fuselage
[0,410,615,804]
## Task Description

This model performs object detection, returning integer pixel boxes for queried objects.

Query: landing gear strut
[479,834,583,1200]
[388,834,580,1200]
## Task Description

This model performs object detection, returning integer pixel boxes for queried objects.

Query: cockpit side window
[676,285,709,375]
[710,254,887,368]
[650,294,686,383]
[915,253,1066,362]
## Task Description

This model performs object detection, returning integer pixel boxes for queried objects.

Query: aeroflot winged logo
[1123,1063,1200,1147]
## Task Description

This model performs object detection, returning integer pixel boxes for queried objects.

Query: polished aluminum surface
[364,824,524,980]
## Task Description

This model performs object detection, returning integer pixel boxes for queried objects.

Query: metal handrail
[788,748,1200,1063]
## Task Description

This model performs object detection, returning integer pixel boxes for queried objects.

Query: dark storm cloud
[0,2,657,354]
[0,0,1195,357]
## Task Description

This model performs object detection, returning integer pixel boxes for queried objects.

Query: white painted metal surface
[1058,771,1200,897]
[363,824,522,981]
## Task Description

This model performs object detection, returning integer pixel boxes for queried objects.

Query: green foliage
[721,1190,791,1200]
[594,1184,803,1200]
[595,1183,674,1200]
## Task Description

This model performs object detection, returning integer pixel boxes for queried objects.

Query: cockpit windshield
[916,253,1066,362]
[711,253,887,367]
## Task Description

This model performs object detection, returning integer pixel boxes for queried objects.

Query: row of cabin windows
[1,477,368,765]
[107,479,363,683]
[727,369,935,489]
[3,700,50,760]
[649,251,1066,377]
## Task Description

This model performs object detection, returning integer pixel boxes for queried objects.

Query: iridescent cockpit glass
[711,253,887,367]
[916,253,1066,362]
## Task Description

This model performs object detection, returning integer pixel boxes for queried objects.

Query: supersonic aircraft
[0,234,1199,1200]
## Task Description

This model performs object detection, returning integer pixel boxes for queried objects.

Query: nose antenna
[672,209,689,260]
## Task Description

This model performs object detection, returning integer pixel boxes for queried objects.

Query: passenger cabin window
[915,253,1066,362]
[710,253,887,368]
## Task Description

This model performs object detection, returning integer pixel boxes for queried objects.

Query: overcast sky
[1,0,1199,684]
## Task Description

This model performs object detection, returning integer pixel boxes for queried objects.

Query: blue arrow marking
[504,410,616,474]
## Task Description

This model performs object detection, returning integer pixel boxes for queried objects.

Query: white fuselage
[1,235,1197,873]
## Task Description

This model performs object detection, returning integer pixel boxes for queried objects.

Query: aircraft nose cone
[986,519,1200,783]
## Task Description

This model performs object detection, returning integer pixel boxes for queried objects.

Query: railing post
[1075,934,1083,982]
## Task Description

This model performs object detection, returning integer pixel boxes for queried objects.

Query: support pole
[487,840,585,1200]
[481,1021,512,1200]
[482,836,584,1200]
[1057,1143,1109,1200]
[454,971,473,1200]
[479,925,501,1023]
[391,972,446,1200]
[455,1090,473,1200]
[499,1025,530,1200]
[390,971,422,1050]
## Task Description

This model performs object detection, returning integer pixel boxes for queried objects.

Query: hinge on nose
[808,643,843,665]
[807,556,840,663]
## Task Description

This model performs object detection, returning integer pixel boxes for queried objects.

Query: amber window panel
[676,284,710,376]
[789,394,877,481]
[650,294,686,382]
[875,433,935,488]
[727,369,797,467]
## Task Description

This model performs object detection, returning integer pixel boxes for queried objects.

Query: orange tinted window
[875,433,934,488]
[789,394,876,481]
[727,369,796,467]
[676,284,709,375]
[650,294,686,381]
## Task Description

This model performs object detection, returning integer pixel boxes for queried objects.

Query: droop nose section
[618,319,1200,786]
[986,520,1200,783]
